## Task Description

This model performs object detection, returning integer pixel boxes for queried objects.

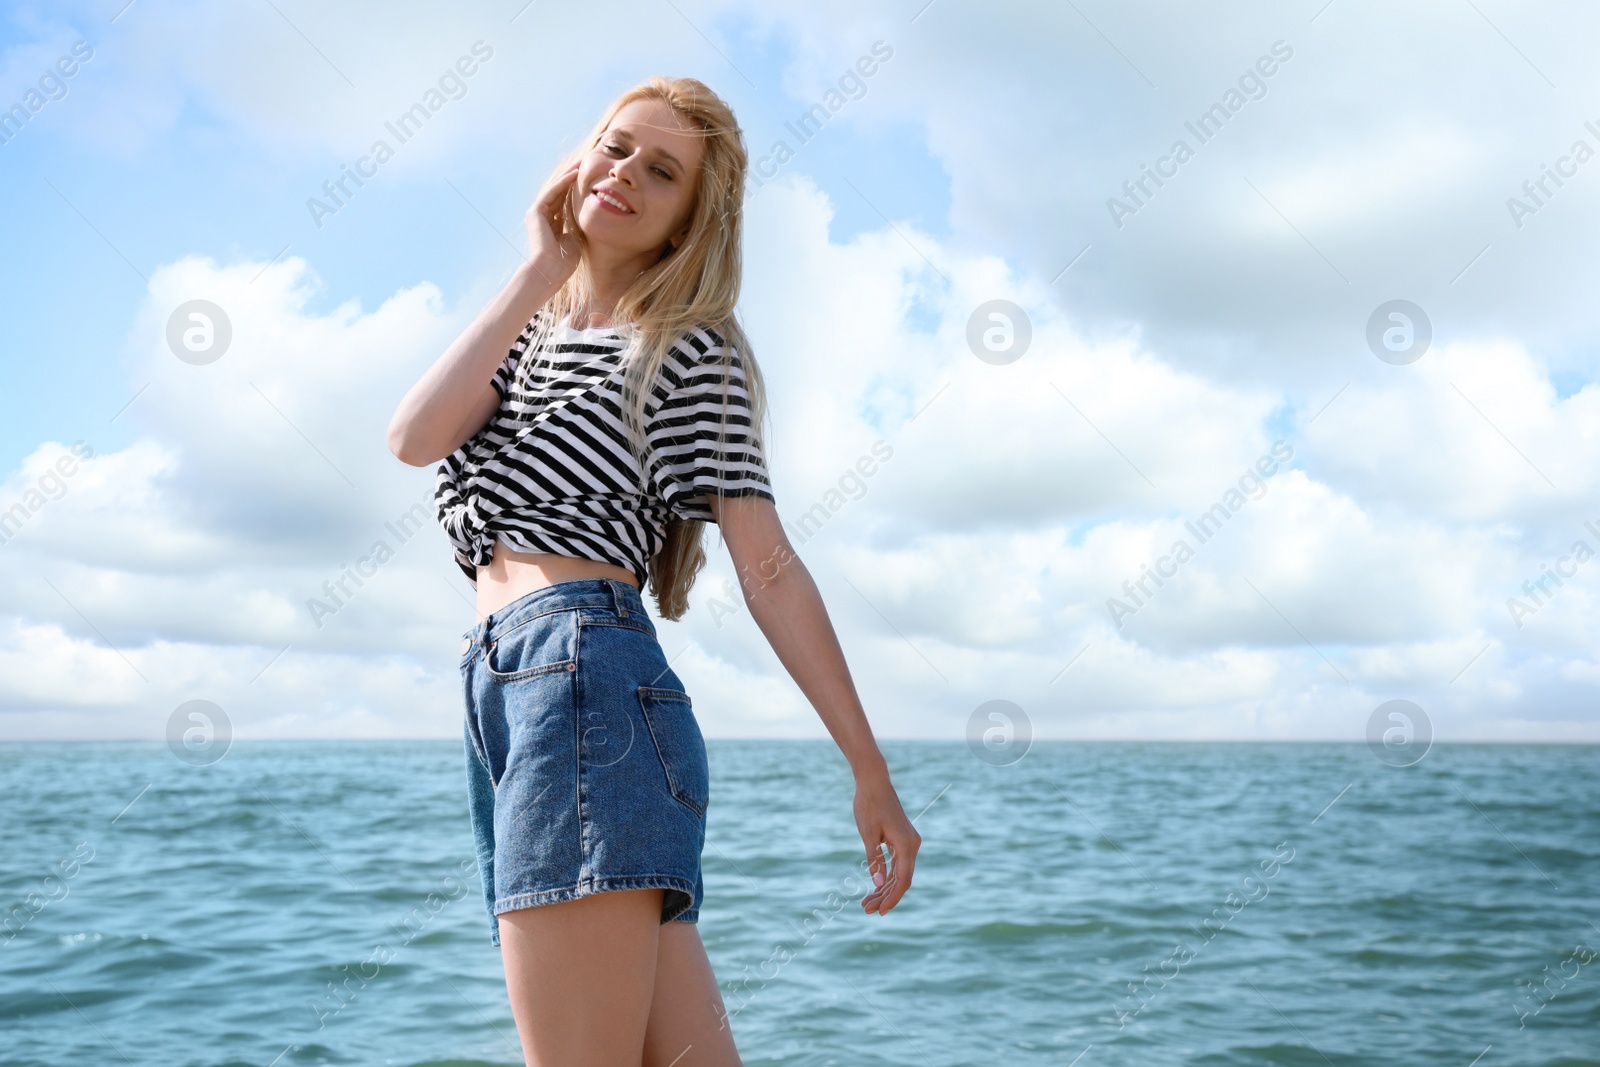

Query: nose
[608,153,642,187]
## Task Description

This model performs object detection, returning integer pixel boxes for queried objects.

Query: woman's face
[572,98,704,260]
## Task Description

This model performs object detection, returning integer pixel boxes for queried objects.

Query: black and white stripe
[434,313,774,587]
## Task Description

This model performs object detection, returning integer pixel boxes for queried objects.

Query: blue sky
[0,5,950,471]
[2,0,1598,743]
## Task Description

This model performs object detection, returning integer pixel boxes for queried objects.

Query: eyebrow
[608,127,686,173]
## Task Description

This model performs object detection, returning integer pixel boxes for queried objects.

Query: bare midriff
[475,538,641,619]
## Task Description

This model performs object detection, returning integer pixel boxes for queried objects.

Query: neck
[576,243,660,328]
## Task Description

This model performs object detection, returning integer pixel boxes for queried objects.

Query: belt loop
[609,578,629,618]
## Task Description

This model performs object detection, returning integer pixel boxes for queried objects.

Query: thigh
[499,888,665,1067]
[643,922,743,1067]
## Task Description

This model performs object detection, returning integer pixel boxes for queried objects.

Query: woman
[386,76,920,1066]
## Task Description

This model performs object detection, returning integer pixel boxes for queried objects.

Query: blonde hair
[521,76,769,621]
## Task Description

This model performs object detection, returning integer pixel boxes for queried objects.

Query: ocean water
[1,740,1595,1067]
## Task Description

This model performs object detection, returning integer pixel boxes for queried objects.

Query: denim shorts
[459,578,707,946]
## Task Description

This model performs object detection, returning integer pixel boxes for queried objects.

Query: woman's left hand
[853,767,921,915]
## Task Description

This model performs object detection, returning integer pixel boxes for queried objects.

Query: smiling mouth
[592,189,634,214]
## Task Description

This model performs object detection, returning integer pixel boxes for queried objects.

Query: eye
[600,139,672,179]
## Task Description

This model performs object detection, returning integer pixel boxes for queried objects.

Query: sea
[1,740,1595,1066]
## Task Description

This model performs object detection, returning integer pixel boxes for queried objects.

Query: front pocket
[485,610,577,682]
[636,687,709,818]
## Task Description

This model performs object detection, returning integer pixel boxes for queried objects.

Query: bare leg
[499,888,665,1067]
[642,922,743,1067]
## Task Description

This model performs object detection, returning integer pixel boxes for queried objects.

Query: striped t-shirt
[434,313,775,588]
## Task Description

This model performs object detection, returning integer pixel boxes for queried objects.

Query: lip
[591,186,635,215]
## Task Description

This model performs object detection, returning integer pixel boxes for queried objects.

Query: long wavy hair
[519,76,769,621]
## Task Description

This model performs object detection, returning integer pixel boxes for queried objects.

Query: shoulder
[506,313,542,359]
[660,326,753,407]
[666,322,747,373]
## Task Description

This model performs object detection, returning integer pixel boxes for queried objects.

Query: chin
[576,209,657,257]
[577,201,628,237]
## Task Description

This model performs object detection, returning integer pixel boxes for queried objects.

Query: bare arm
[387,261,559,465]
[707,493,922,915]
[387,163,582,467]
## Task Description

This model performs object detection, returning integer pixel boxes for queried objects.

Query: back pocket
[636,687,709,818]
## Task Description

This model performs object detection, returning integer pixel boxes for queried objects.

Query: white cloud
[6,171,1600,740]
[2,0,1597,742]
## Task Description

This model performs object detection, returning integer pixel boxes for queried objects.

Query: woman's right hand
[524,161,583,287]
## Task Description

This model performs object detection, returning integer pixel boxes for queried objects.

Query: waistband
[465,578,646,647]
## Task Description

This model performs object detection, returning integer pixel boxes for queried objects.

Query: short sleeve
[490,314,540,401]
[645,329,774,522]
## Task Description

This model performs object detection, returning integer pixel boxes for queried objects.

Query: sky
[1,0,1597,744]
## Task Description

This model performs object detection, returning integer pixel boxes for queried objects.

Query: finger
[864,845,896,913]
[533,162,581,213]
[876,835,918,913]
[550,159,581,196]
[861,872,893,908]
[538,180,569,224]
[861,839,910,915]
[562,181,582,235]
[863,838,887,892]
[859,840,887,908]
[541,159,579,188]
[533,194,576,249]
[864,878,897,915]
